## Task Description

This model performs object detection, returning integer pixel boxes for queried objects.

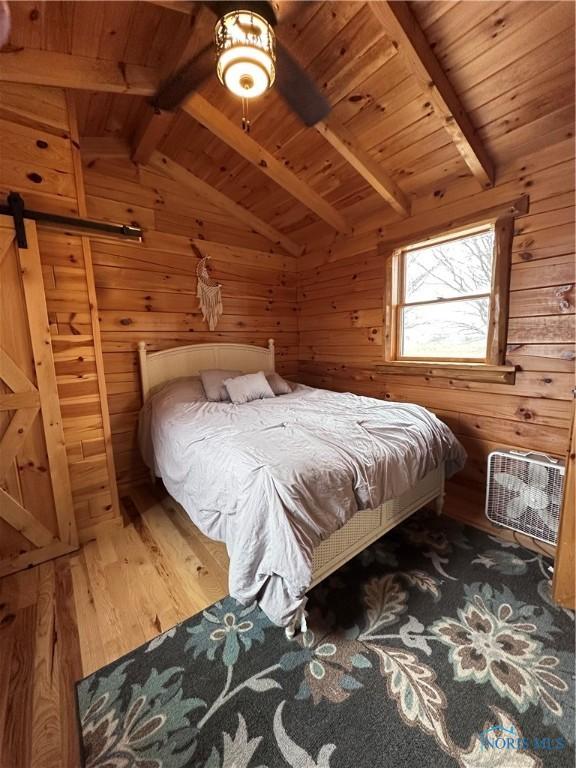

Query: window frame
[381,215,516,384]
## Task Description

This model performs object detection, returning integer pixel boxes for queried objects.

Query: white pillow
[224,371,275,405]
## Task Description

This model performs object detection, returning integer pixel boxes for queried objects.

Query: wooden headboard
[137,339,276,403]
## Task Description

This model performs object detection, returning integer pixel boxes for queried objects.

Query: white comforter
[146,384,466,626]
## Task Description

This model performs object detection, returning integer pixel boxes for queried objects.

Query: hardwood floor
[0,483,555,767]
[0,484,229,768]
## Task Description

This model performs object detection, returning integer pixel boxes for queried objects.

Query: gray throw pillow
[200,369,242,401]
[224,371,275,405]
[266,372,292,395]
[151,377,207,402]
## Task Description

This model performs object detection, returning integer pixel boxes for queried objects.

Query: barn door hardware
[0,191,143,248]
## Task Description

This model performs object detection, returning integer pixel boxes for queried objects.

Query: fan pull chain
[241,98,251,133]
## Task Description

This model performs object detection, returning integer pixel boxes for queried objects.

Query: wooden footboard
[309,464,445,589]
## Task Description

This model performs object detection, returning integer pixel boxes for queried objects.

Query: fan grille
[486,451,565,545]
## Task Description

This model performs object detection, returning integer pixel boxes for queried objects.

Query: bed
[138,338,465,632]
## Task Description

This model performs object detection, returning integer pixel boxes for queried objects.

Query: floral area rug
[76,511,575,767]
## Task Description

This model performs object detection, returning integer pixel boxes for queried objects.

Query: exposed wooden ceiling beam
[132,106,175,164]
[182,93,352,234]
[131,108,179,168]
[370,1,495,188]
[147,151,303,257]
[315,116,410,216]
[0,48,158,95]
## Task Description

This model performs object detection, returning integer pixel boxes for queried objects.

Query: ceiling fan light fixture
[215,10,276,100]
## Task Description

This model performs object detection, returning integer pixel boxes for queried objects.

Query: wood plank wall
[298,138,575,531]
[0,84,121,540]
[80,150,299,489]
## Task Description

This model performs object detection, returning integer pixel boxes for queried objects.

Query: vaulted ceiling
[3,0,574,251]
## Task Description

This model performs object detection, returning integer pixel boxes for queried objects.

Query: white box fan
[486,450,565,545]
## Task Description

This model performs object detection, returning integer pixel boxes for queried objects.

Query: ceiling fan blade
[275,40,331,127]
[154,43,215,112]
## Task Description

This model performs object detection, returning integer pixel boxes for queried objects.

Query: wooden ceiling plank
[143,0,195,13]
[370,1,495,188]
[181,93,352,233]
[81,137,132,162]
[0,49,158,95]
[132,5,215,164]
[147,151,303,257]
[327,37,398,106]
[315,116,411,216]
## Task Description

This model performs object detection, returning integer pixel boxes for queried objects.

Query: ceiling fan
[152,1,331,129]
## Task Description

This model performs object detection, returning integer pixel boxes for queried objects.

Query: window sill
[375,361,516,384]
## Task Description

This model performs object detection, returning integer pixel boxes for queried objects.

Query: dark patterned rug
[76,511,575,767]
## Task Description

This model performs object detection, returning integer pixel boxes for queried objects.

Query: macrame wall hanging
[194,249,223,331]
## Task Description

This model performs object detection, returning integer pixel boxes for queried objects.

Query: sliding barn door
[0,217,77,577]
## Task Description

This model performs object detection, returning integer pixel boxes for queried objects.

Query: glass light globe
[215,11,276,100]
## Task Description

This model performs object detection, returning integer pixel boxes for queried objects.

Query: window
[382,217,516,383]
[400,226,494,360]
